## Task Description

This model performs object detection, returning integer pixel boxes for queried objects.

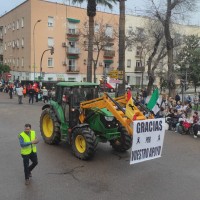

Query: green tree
[150,0,198,97]
[176,35,200,92]
[0,64,10,74]
[72,0,116,82]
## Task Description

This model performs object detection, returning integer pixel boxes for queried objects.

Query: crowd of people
[0,81,55,104]
[155,92,199,139]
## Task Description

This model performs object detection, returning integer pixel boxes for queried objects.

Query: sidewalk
[0,91,46,106]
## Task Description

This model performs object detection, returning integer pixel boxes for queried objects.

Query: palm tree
[117,0,125,96]
[71,0,117,82]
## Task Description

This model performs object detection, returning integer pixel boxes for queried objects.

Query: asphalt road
[0,92,200,200]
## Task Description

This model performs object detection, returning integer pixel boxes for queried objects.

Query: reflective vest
[19,131,37,155]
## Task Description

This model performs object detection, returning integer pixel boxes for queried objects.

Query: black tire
[110,127,132,152]
[71,127,97,160]
[40,108,61,145]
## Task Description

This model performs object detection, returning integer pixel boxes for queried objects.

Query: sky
[0,0,200,26]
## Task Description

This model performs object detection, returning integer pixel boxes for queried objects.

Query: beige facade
[1,0,200,86]
[125,14,200,87]
[0,0,119,82]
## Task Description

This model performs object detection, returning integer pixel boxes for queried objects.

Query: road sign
[108,70,118,79]
[108,70,124,79]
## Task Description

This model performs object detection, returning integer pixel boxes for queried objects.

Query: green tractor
[40,82,132,160]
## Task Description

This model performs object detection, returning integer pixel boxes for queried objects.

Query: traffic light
[50,47,54,55]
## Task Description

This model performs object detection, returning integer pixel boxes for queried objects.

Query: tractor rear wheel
[72,127,97,160]
[110,127,132,152]
[40,108,61,144]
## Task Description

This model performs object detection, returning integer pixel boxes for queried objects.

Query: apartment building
[125,14,200,87]
[1,0,200,86]
[0,0,119,82]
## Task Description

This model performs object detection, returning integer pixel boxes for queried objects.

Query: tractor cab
[53,82,99,128]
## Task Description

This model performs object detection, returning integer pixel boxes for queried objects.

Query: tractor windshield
[70,87,98,107]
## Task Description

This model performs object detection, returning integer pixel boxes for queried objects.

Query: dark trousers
[43,96,48,103]
[18,95,23,104]
[29,95,34,104]
[21,152,38,180]
[35,93,38,102]
[193,124,199,136]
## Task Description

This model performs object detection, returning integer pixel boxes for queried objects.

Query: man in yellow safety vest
[18,124,39,185]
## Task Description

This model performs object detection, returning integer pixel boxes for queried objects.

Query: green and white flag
[147,88,160,114]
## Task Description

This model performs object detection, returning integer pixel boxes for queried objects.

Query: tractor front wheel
[72,127,97,160]
[40,108,61,145]
[110,127,132,152]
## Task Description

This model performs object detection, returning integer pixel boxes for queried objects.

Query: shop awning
[104,59,113,64]
[67,18,80,23]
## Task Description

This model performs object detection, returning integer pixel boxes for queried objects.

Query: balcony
[67,29,80,36]
[66,67,80,74]
[104,50,115,58]
[67,47,80,55]
[135,66,145,72]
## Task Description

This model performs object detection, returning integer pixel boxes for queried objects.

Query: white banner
[130,118,165,165]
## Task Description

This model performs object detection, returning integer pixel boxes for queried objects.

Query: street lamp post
[185,64,189,91]
[33,19,41,82]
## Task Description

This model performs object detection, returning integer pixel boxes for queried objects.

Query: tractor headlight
[104,116,114,121]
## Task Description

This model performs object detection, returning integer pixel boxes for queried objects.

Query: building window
[21,17,24,28]
[83,77,86,82]
[68,59,75,71]
[16,39,20,48]
[127,76,130,84]
[136,77,141,85]
[105,25,113,38]
[12,22,15,31]
[21,38,24,47]
[21,57,24,67]
[94,23,99,33]
[4,59,7,64]
[68,23,76,34]
[48,37,54,47]
[16,58,19,67]
[16,20,19,30]
[136,60,142,67]
[12,41,15,48]
[136,46,142,56]
[48,58,53,67]
[48,16,54,27]
[13,58,15,65]
[127,59,131,68]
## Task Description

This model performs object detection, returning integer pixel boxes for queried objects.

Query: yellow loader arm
[80,93,133,135]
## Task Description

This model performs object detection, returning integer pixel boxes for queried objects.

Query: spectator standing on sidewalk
[193,94,199,111]
[23,86,27,98]
[8,84,13,99]
[160,89,167,108]
[192,111,199,139]
[16,85,23,104]
[42,87,48,103]
[175,93,181,104]
[28,86,35,104]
